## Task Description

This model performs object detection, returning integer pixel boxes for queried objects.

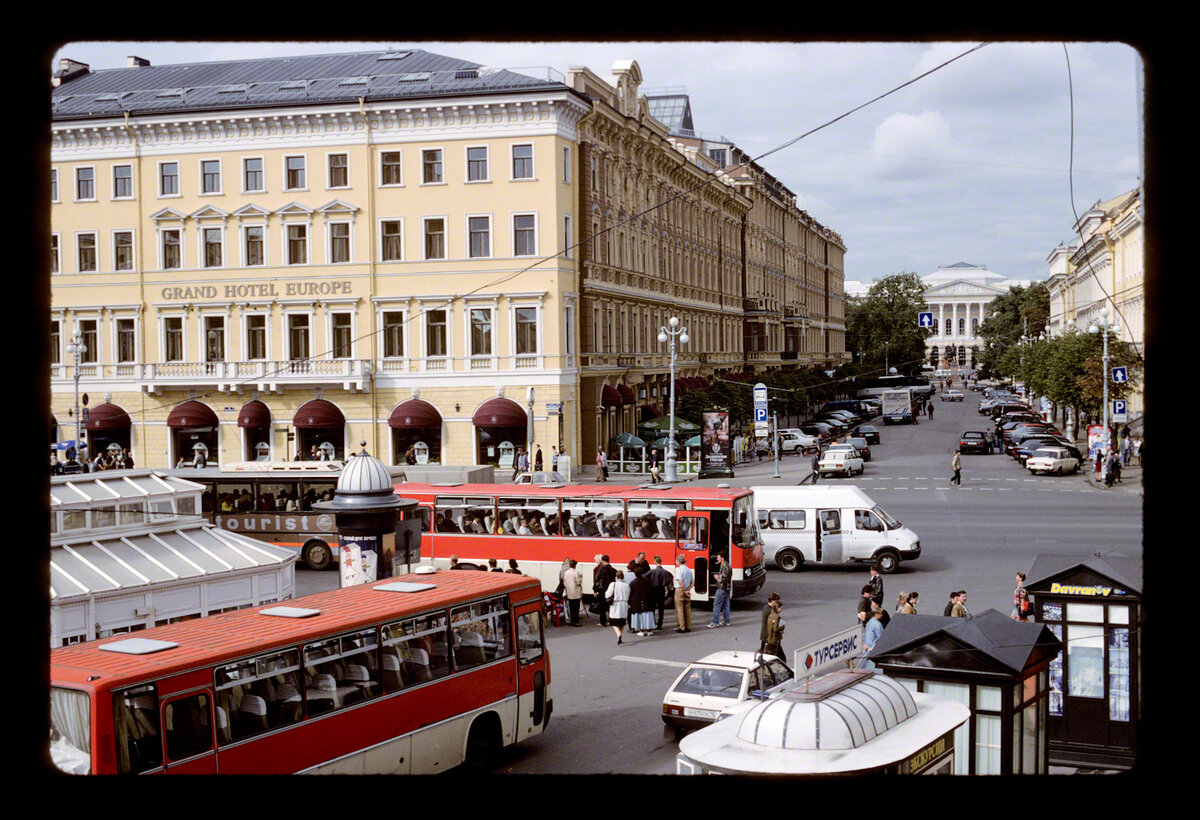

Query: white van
[750,485,921,574]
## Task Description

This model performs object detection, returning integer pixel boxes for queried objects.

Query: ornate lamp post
[65,329,86,460]
[658,317,689,483]
[1089,307,1121,453]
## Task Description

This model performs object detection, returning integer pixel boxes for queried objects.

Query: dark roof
[868,609,1062,677]
[51,49,568,121]
[1026,553,1142,595]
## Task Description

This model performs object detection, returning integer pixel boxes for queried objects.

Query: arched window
[958,318,966,336]
[971,317,979,336]
[944,318,953,336]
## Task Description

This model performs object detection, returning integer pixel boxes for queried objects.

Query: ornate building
[921,262,1032,371]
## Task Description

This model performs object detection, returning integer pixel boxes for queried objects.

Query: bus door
[513,600,550,738]
[160,689,217,774]
[677,512,711,600]
[816,509,844,564]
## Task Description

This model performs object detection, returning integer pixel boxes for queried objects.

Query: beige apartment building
[49,50,848,471]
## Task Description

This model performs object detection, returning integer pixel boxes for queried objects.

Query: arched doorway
[293,399,345,461]
[168,400,220,466]
[389,398,443,465]
[472,397,527,467]
[85,402,132,463]
[238,400,272,461]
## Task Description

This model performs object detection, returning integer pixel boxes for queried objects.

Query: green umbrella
[683,435,701,447]
[612,432,645,448]
[637,415,700,433]
[649,436,673,450]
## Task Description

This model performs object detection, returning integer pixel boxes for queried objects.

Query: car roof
[689,651,772,670]
[961,431,986,437]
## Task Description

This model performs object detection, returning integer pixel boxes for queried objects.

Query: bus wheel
[304,540,333,571]
[776,550,802,573]
[464,716,502,770]
[874,550,900,574]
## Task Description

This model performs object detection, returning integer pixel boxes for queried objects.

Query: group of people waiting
[51,446,134,474]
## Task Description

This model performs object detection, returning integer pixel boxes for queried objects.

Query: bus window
[258,480,299,512]
[517,611,544,665]
[199,484,215,515]
[381,612,450,690]
[437,496,497,534]
[627,500,685,539]
[768,510,806,530]
[299,481,335,511]
[164,692,212,762]
[215,648,303,742]
[217,483,252,513]
[302,628,380,714]
[497,497,557,537]
[450,597,513,671]
[732,496,758,549]
[411,506,432,534]
[50,686,91,774]
[113,684,161,774]
[854,509,884,532]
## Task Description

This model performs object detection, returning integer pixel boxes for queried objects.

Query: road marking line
[613,655,690,668]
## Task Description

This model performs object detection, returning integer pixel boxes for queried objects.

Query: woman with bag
[606,570,632,645]
[597,448,608,481]
[1011,572,1031,621]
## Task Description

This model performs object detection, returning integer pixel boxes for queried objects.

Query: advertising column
[699,409,733,479]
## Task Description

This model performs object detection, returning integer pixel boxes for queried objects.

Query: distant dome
[735,674,916,750]
[335,446,394,495]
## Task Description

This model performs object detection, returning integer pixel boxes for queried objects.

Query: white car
[778,431,818,453]
[514,471,568,486]
[940,390,965,402]
[662,651,794,738]
[817,449,863,477]
[1025,447,1080,476]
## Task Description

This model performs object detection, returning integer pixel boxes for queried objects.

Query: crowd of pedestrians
[51,446,135,475]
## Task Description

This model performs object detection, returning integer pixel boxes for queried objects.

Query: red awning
[673,379,689,396]
[293,399,345,429]
[473,397,527,427]
[237,400,271,429]
[167,400,219,428]
[389,399,442,428]
[601,385,623,407]
[85,403,131,432]
[617,384,636,404]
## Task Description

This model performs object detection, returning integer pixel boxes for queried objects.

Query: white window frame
[421,148,445,185]
[160,313,188,363]
[511,212,538,258]
[380,308,407,360]
[240,222,268,267]
[158,160,181,198]
[51,168,59,203]
[202,312,227,363]
[466,303,496,360]
[511,143,534,181]
[200,225,225,269]
[112,164,134,200]
[379,218,404,262]
[199,158,223,195]
[75,316,100,364]
[111,229,135,272]
[158,226,184,270]
[113,315,139,364]
[283,154,308,192]
[242,156,265,194]
[75,231,98,273]
[74,166,96,202]
[511,303,541,360]
[379,150,403,187]
[243,312,270,361]
[284,309,314,362]
[51,232,61,275]
[563,214,573,259]
[284,222,310,266]
[562,146,571,183]
[326,219,353,265]
[422,305,451,361]
[326,152,350,190]
[465,145,490,183]
[467,213,492,259]
[422,216,447,261]
[328,310,356,360]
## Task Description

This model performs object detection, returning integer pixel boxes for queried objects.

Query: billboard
[699,409,734,478]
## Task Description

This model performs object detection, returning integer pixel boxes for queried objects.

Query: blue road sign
[1112,366,1127,383]
[918,312,934,328]
[755,407,768,423]
[1112,399,1127,422]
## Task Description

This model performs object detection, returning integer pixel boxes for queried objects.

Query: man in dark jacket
[648,556,673,631]
[593,555,617,627]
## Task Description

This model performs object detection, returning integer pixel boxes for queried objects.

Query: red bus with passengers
[49,569,550,774]
[397,482,766,603]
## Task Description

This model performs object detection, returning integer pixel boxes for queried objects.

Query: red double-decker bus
[49,569,550,774]
[397,482,766,602]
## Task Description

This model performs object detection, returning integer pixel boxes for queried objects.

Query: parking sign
[1112,399,1127,422]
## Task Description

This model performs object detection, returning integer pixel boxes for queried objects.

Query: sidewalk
[1085,460,1144,496]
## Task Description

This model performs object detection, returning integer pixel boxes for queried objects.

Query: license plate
[684,708,719,720]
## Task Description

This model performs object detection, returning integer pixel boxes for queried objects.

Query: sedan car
[1012,437,1082,466]
[817,449,863,477]
[662,651,794,738]
[1026,446,1082,475]
[845,436,872,461]
[959,431,990,454]
[940,390,965,402]
[857,425,881,445]
[778,431,819,453]
[514,471,568,487]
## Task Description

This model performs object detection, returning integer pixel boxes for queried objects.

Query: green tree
[845,272,932,375]
[977,282,1051,378]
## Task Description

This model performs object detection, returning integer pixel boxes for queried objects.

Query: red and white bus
[49,568,550,774]
[398,482,767,602]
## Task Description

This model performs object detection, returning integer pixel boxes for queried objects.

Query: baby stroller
[543,591,566,627]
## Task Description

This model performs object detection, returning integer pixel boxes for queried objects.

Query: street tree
[845,272,932,375]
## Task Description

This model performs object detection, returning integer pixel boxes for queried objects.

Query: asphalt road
[295,390,1144,774]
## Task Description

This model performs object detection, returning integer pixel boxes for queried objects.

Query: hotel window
[422,149,443,184]
[467,147,488,181]
[513,214,536,256]
[205,316,225,362]
[51,169,58,202]
[244,225,265,266]
[381,151,402,185]
[77,233,97,272]
[159,162,179,196]
[78,319,98,363]
[288,314,310,361]
[424,218,445,260]
[75,167,95,201]
[285,155,307,190]
[286,224,307,265]
[203,228,223,268]
[201,160,221,194]
[117,319,136,363]
[164,317,184,362]
[50,320,60,365]
[512,144,533,179]
[381,220,403,262]
[113,165,133,199]
[114,231,134,271]
[331,313,353,359]
[329,222,351,263]
[470,308,492,356]
[383,311,405,358]
[426,309,447,357]
[328,153,348,188]
[161,229,181,269]
[51,234,59,274]
[246,315,267,360]
[468,216,490,258]
[243,157,264,192]
[516,307,537,355]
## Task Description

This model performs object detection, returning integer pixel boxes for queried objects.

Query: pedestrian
[633,551,651,576]
[649,448,662,483]
[861,605,886,670]
[763,595,785,660]
[1011,571,1031,622]
[902,591,919,615]
[649,555,673,631]
[950,449,961,486]
[867,564,884,609]
[551,446,560,473]
[857,584,875,626]
[673,554,694,633]
[927,401,934,420]
[605,570,631,645]
[487,557,501,572]
[810,448,821,484]
[943,590,959,617]
[123,448,134,469]
[1120,435,1131,467]
[629,566,656,636]
[1094,449,1104,482]
[984,429,994,453]
[596,448,608,482]
[593,554,616,627]
[534,444,543,473]
[193,447,207,469]
[1106,450,1121,486]
[707,553,733,628]
[895,591,908,614]
[563,559,583,625]
[951,591,969,618]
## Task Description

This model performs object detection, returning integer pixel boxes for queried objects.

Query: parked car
[514,471,569,486]
[1026,446,1082,475]
[958,431,990,454]
[813,415,850,433]
[778,430,819,453]
[800,422,836,442]
[822,410,862,425]
[662,651,794,737]
[817,449,863,477]
[826,442,866,461]
[845,436,872,461]
[1005,426,1062,453]
[857,425,881,445]
[1012,436,1082,466]
[940,390,965,402]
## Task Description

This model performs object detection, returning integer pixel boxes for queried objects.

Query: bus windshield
[731,496,759,549]
[50,687,91,774]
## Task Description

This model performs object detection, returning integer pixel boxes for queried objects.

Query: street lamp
[1089,307,1121,454]
[658,317,689,483]
[65,330,87,463]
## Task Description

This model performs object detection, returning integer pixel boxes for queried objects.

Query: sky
[50,40,1143,285]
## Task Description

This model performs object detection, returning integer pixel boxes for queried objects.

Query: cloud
[868,110,953,180]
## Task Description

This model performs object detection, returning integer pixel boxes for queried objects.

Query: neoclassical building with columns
[921,262,1032,371]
